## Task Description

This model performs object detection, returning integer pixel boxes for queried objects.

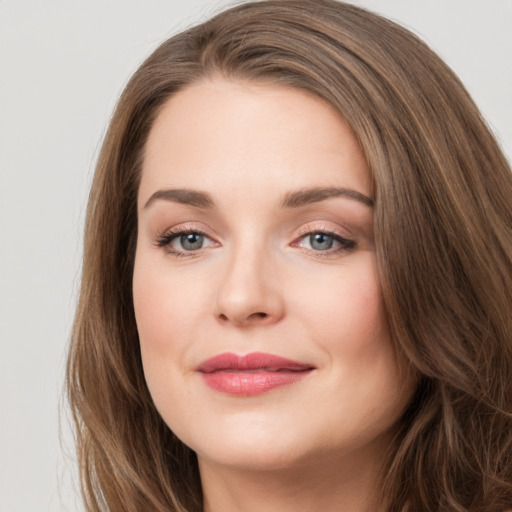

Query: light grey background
[1,1,510,511]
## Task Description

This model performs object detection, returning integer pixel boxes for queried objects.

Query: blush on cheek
[133,264,171,356]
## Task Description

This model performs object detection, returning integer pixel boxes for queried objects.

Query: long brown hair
[67,1,512,510]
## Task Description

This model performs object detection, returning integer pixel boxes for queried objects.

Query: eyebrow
[144,189,214,209]
[143,186,373,210]
[280,187,373,208]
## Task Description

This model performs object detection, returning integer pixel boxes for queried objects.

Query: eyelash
[155,225,356,258]
[156,226,214,257]
[291,226,356,257]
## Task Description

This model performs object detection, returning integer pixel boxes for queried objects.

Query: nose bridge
[215,233,284,326]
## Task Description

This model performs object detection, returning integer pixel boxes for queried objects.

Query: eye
[157,228,217,255]
[293,230,356,254]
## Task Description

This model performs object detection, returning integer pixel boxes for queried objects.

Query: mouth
[196,352,316,396]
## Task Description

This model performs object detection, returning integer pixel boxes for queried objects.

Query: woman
[67,1,512,510]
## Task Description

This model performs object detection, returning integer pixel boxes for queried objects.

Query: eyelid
[290,222,356,255]
[292,222,352,240]
[155,222,220,253]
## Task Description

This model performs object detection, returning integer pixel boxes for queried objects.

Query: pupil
[181,233,203,250]
[310,233,333,250]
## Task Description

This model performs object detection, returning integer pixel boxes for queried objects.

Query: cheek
[132,252,196,416]
[133,265,173,357]
[294,256,388,351]
[293,258,406,411]
[133,250,205,356]
[132,254,197,409]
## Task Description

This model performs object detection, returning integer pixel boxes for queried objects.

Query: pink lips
[196,352,315,396]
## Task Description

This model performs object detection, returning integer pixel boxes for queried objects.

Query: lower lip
[200,370,312,396]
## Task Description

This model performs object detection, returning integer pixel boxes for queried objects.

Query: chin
[196,440,313,473]
[174,414,317,471]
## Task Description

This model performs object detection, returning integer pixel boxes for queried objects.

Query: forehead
[139,79,371,207]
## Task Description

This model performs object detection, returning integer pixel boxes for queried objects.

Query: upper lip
[197,352,315,373]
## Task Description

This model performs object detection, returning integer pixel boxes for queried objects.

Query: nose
[214,244,285,328]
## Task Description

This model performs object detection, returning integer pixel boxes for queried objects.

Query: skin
[133,79,416,512]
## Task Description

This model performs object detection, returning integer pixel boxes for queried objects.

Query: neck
[199,446,390,512]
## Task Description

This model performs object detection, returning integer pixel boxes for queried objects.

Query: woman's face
[133,79,414,472]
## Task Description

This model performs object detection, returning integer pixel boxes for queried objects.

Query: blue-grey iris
[310,233,334,251]
[181,233,204,250]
